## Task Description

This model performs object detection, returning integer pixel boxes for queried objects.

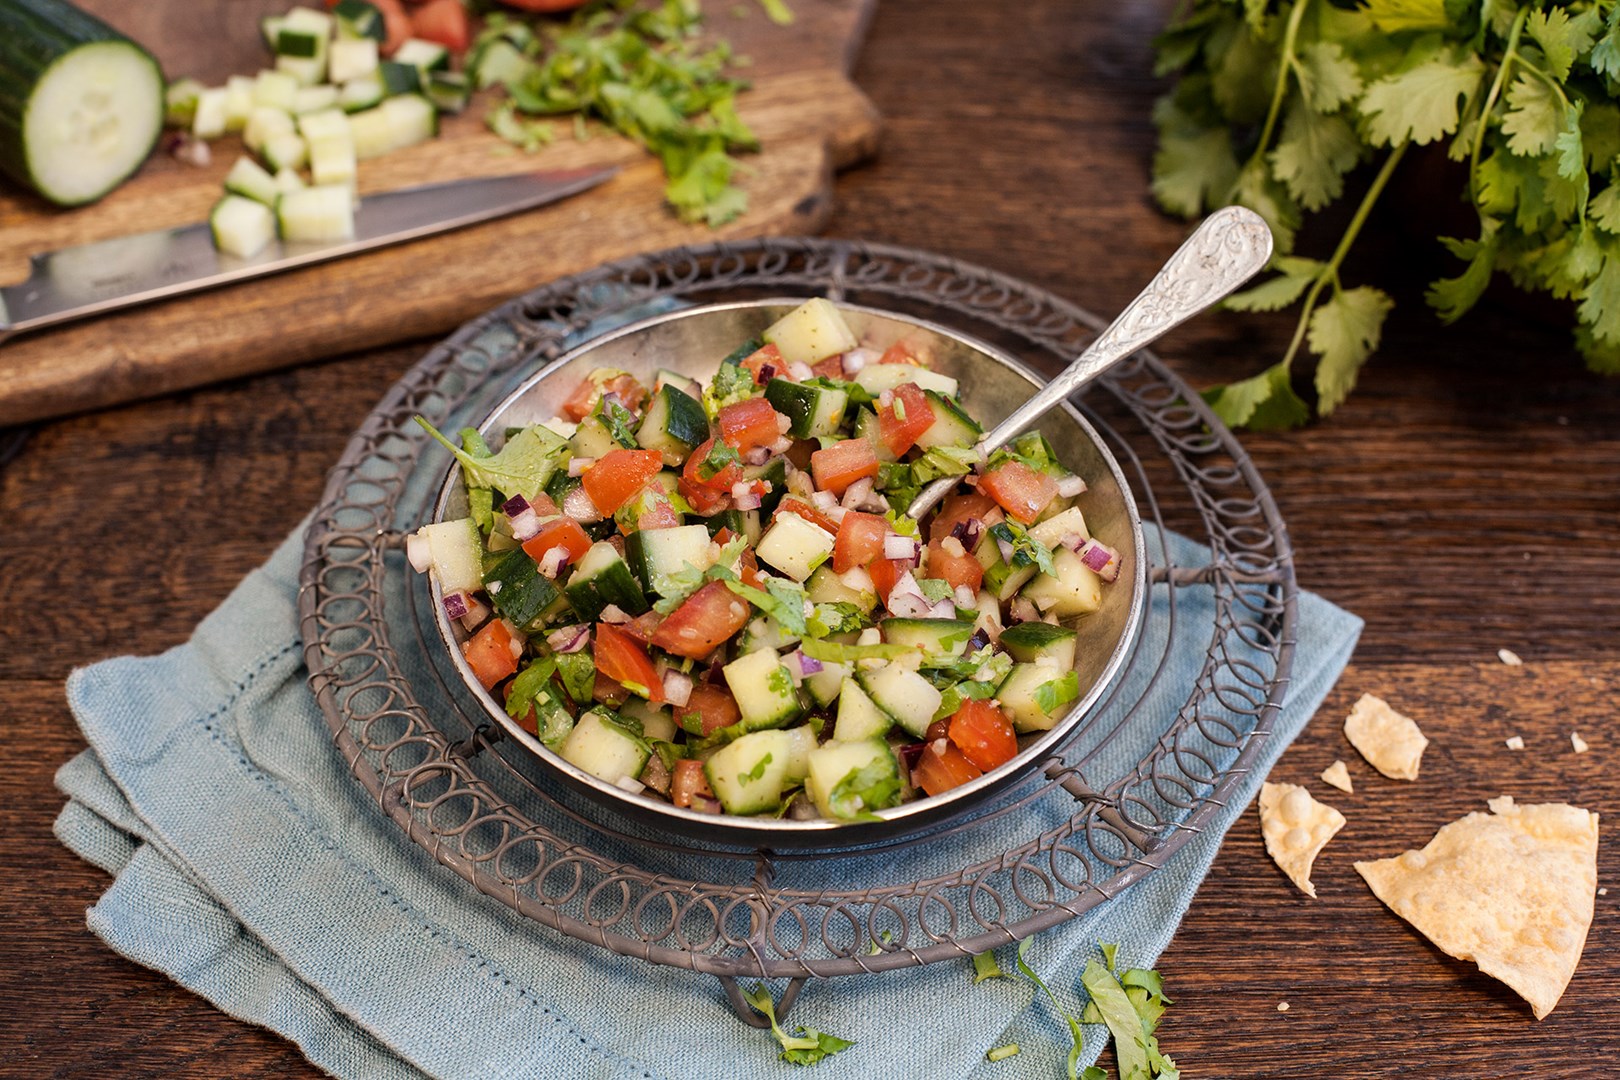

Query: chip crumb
[1600,887,1608,896]
[1571,732,1589,754]
[1321,760,1353,793]
[1505,735,1525,751]
[1498,648,1524,666]
[1277,1001,1291,1012]
[1344,694,1429,780]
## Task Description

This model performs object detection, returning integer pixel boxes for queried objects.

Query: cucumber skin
[0,0,165,206]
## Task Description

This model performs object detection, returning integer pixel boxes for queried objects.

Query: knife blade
[0,166,617,341]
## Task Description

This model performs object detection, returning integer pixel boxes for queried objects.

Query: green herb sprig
[1152,0,1620,429]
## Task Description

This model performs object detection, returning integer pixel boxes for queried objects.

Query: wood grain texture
[0,1,879,425]
[2,1,1618,1078]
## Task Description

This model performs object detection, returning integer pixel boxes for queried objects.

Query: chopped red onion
[884,534,922,562]
[166,132,211,166]
[954,584,977,608]
[982,506,1006,527]
[810,489,840,513]
[537,545,570,579]
[797,652,824,675]
[940,535,968,559]
[877,389,894,409]
[567,456,594,478]
[500,620,527,658]
[732,481,763,511]
[501,494,530,517]
[443,591,472,620]
[547,624,591,653]
[780,653,805,687]
[1009,597,1039,623]
[1077,539,1122,582]
[841,347,877,375]
[885,572,934,618]
[996,536,1015,564]
[775,411,793,434]
[662,670,693,707]
[599,605,631,624]
[459,595,491,633]
[614,775,646,795]
[966,628,991,654]
[927,597,957,619]
[743,446,771,466]
[785,462,814,498]
[690,794,723,815]
[406,533,432,573]
[770,435,794,454]
[840,476,874,509]
[757,364,777,384]
[898,742,925,768]
[1056,475,1088,498]
[949,517,983,551]
[563,485,602,523]
[509,507,542,541]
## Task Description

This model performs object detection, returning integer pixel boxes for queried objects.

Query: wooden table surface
[2,1,1616,1076]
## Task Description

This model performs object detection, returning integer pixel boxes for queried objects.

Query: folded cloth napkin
[55,508,1360,1079]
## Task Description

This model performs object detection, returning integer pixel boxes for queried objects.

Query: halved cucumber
[393,37,451,74]
[854,363,960,399]
[911,390,981,451]
[277,183,354,242]
[880,618,975,659]
[1021,547,1104,617]
[806,739,900,820]
[722,647,803,731]
[833,678,891,742]
[0,2,165,207]
[755,512,835,582]
[858,665,941,739]
[328,37,379,83]
[625,524,714,597]
[209,194,276,259]
[996,662,1080,733]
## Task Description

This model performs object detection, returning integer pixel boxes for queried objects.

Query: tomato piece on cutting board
[408,0,469,50]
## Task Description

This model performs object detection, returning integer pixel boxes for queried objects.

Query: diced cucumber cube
[260,15,286,50]
[975,530,1038,600]
[296,107,350,141]
[377,60,422,97]
[1021,547,1104,618]
[1027,507,1089,549]
[292,84,340,114]
[805,564,877,611]
[308,134,356,187]
[417,517,483,595]
[858,664,941,738]
[762,298,859,365]
[277,183,355,243]
[880,618,975,659]
[764,377,849,438]
[340,73,386,113]
[243,105,295,152]
[328,37,379,83]
[276,53,327,87]
[624,524,715,597]
[426,71,471,114]
[191,87,228,139]
[806,739,901,820]
[223,155,279,206]
[722,647,803,731]
[472,39,536,90]
[833,678,891,742]
[618,699,678,742]
[209,196,276,259]
[333,0,385,42]
[382,93,437,151]
[854,363,959,399]
[755,512,835,582]
[275,25,325,59]
[559,710,650,784]
[164,77,204,128]
[782,725,817,783]
[997,621,1078,669]
[394,37,451,73]
[262,131,308,172]
[224,74,257,131]
[253,69,300,110]
[704,729,792,815]
[563,541,651,622]
[804,659,848,708]
[274,166,307,193]
[636,383,709,466]
[738,615,799,655]
[996,662,1080,733]
[910,390,981,451]
[569,412,632,458]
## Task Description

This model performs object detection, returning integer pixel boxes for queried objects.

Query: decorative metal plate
[297,238,1295,1022]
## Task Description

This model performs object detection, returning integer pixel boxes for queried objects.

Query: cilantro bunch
[1153,0,1620,428]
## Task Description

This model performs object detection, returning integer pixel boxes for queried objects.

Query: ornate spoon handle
[907,206,1273,520]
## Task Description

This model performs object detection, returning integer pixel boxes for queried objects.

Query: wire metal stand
[296,238,1296,1026]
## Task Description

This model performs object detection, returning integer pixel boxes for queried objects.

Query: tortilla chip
[1259,782,1345,899]
[1321,760,1353,793]
[1355,797,1600,1020]
[1344,693,1428,780]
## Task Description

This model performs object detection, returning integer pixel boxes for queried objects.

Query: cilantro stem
[1240,0,1311,183]
[1468,7,1527,203]
[1280,141,1408,370]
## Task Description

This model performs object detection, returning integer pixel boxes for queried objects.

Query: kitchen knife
[0,166,617,341]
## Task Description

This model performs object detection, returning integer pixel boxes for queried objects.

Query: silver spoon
[905,205,1274,521]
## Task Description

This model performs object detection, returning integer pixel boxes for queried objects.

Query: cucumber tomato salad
[409,299,1123,823]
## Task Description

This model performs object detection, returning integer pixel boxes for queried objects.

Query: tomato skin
[810,438,880,496]
[630,492,682,533]
[877,382,935,456]
[671,758,716,808]
[910,739,984,797]
[561,371,649,422]
[739,343,786,386]
[651,580,752,658]
[980,460,1059,525]
[948,700,1018,773]
[929,491,997,542]
[717,397,784,453]
[879,340,929,366]
[683,437,742,492]
[677,683,743,736]
[408,0,469,50]
[811,356,846,379]
[773,496,840,536]
[520,517,592,566]
[581,448,663,515]
[594,622,665,701]
[866,557,908,604]
[833,511,888,573]
[926,537,984,592]
[462,619,518,690]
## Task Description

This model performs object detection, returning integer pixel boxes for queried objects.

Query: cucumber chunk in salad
[407,298,1122,823]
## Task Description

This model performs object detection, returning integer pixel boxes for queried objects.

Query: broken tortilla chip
[1259,782,1345,899]
[1321,760,1353,793]
[1355,796,1599,1020]
[1344,693,1428,780]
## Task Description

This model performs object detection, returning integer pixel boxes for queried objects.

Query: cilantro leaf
[416,417,568,500]
[1358,49,1484,147]
[1294,41,1362,113]
[1201,361,1310,432]
[1426,227,1497,324]
[1151,125,1239,218]
[1308,285,1394,414]
[1269,100,1361,211]
[1501,73,1562,157]
[825,755,903,820]
[722,575,808,638]
[972,950,1006,983]
[987,521,1057,577]
[806,602,868,638]
[554,649,595,706]
[590,392,640,448]
[1364,0,1450,32]
[1080,957,1151,1080]
[1015,938,1086,1080]
[741,983,856,1066]
[1527,7,1599,83]
[1223,256,1323,312]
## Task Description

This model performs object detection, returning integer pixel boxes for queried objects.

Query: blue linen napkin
[54,514,1361,1079]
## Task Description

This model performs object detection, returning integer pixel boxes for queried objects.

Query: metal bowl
[428,299,1147,847]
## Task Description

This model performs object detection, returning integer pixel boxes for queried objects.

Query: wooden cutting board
[0,1,879,426]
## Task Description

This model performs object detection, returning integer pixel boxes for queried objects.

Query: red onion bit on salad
[567,456,595,478]
[405,533,433,573]
[884,533,923,565]
[537,545,571,580]
[1076,538,1122,582]
[547,624,592,653]
[442,591,472,621]
[563,485,602,523]
[661,669,694,708]
[731,481,764,511]
[948,517,983,552]
[1056,474,1088,499]
[886,571,955,620]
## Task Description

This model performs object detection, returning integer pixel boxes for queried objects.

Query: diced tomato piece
[785,438,816,471]
[592,673,630,707]
[739,343,786,386]
[774,496,840,536]
[980,460,1059,525]
[630,492,682,533]
[678,478,729,516]
[671,759,716,808]
[876,382,935,456]
[677,683,744,736]
[712,526,739,545]
[407,0,469,50]
[811,356,846,380]
[924,718,951,743]
[595,622,665,701]
[833,510,888,573]
[929,491,997,542]
[910,739,984,797]
[462,619,517,690]
[879,339,929,366]
[866,557,908,604]
[810,438,880,496]
[616,611,662,646]
[738,548,764,589]
[926,537,984,592]
[581,449,663,516]
[651,580,752,658]
[717,397,784,453]
[561,371,648,422]
[520,517,592,566]
[683,437,742,492]
[530,492,561,517]
[948,700,1018,773]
